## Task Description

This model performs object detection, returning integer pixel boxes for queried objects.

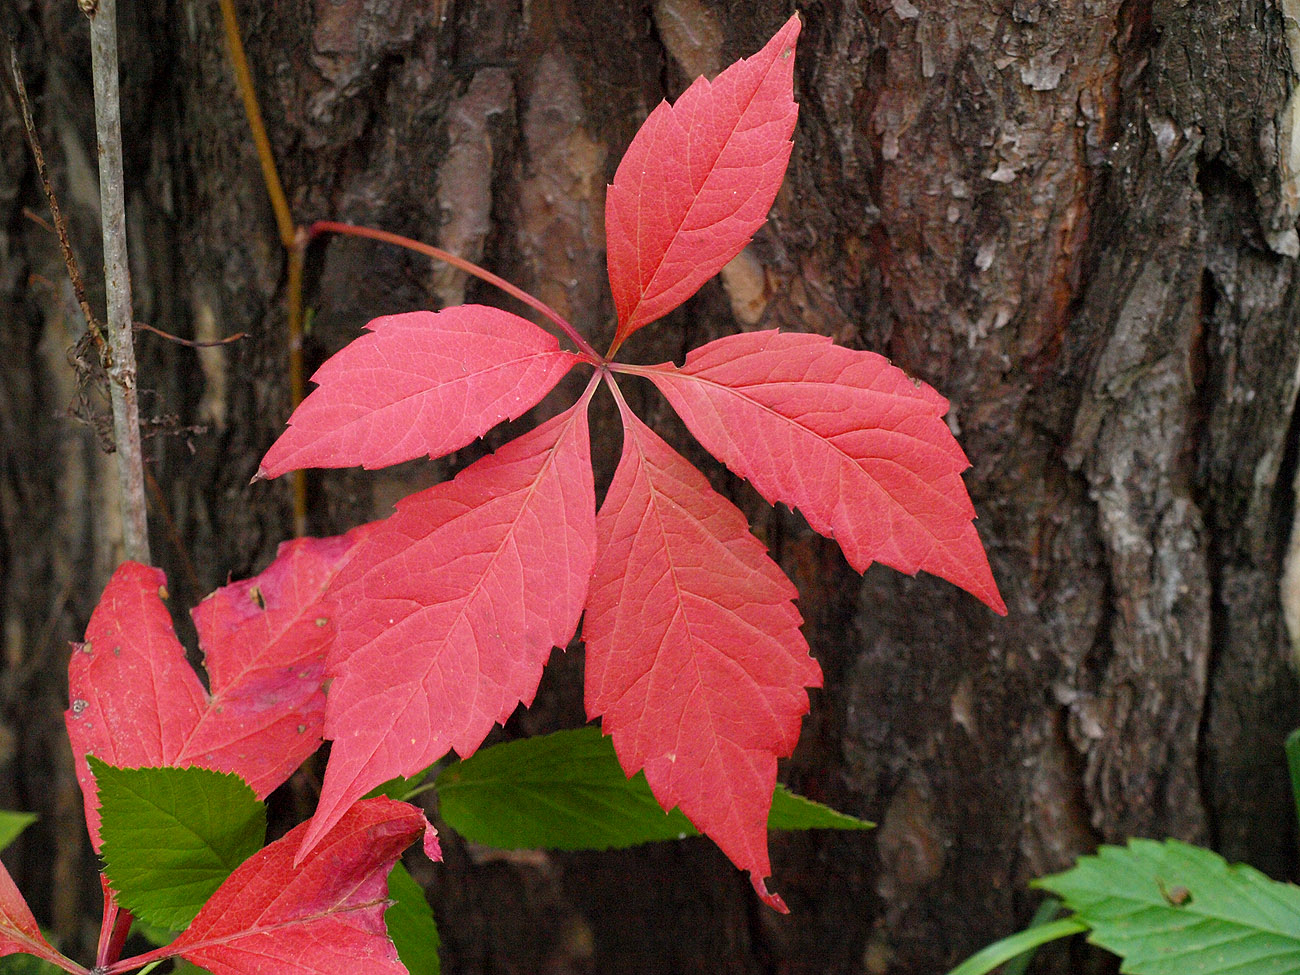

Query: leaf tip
[777,11,802,46]
[422,821,442,863]
[292,810,333,868]
[973,563,1008,616]
[984,587,1008,617]
[752,874,790,914]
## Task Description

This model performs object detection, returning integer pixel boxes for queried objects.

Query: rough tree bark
[2,0,1299,972]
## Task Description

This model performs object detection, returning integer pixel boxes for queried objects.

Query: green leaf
[944,917,1087,975]
[436,726,872,851]
[0,954,67,975]
[386,862,439,975]
[1001,898,1069,975]
[90,759,267,930]
[768,787,874,832]
[130,919,178,948]
[364,765,436,802]
[0,813,36,854]
[1035,838,1300,975]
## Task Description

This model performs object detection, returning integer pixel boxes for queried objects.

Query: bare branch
[88,0,150,564]
[0,30,106,353]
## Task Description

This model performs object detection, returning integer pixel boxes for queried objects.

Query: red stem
[308,220,604,364]
[96,901,134,970]
[102,942,173,975]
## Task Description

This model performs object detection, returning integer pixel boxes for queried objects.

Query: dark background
[3,0,1300,972]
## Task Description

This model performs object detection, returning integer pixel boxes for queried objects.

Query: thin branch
[135,321,247,347]
[88,0,151,564]
[309,220,604,364]
[0,30,106,353]
[22,205,55,234]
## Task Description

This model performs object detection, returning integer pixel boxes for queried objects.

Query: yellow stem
[218,0,295,248]
[287,235,308,536]
[219,0,308,535]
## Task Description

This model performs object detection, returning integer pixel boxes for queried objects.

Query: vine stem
[217,0,294,249]
[89,0,150,563]
[309,221,605,365]
[218,0,308,534]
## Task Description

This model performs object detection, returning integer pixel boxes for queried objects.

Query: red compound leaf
[188,532,371,796]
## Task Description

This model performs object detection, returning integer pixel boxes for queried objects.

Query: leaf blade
[185,532,364,797]
[67,539,363,851]
[92,761,267,931]
[0,861,63,969]
[0,814,36,854]
[259,306,579,478]
[645,330,1005,613]
[170,797,431,975]
[301,398,597,857]
[1034,839,1300,975]
[583,395,821,910]
[943,918,1087,975]
[66,562,207,850]
[767,786,875,833]
[605,16,799,348]
[435,726,870,850]
[386,863,439,975]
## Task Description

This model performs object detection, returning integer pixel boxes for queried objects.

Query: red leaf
[583,390,821,911]
[605,15,799,350]
[644,330,1006,614]
[299,396,597,858]
[67,562,206,850]
[169,797,432,975]
[66,534,362,849]
[258,306,580,479]
[0,860,63,967]
[187,532,367,796]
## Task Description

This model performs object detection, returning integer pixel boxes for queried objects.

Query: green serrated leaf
[768,786,874,832]
[1035,838,1300,975]
[386,862,439,975]
[90,759,267,931]
[0,812,36,854]
[436,726,872,851]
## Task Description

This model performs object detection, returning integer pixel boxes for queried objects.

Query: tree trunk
[3,0,1299,972]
